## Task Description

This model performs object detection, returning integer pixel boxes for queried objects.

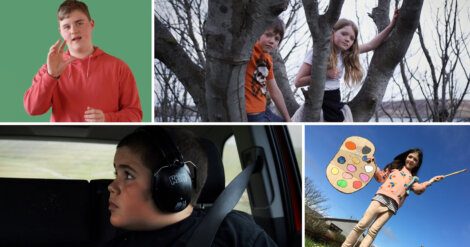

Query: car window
[222,136,252,214]
[287,125,302,174]
[222,127,301,215]
[0,139,115,180]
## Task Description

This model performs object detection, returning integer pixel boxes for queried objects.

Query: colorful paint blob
[359,173,370,182]
[364,165,373,173]
[345,141,356,150]
[342,172,353,179]
[362,155,368,161]
[362,146,372,154]
[337,180,347,188]
[337,156,346,164]
[347,164,356,172]
[352,156,360,164]
[353,181,362,189]
[331,167,339,175]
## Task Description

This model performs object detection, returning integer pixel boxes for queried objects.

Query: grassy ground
[305,237,327,247]
[222,138,251,213]
[0,140,115,180]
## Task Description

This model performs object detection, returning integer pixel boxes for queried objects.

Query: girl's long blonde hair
[328,19,364,86]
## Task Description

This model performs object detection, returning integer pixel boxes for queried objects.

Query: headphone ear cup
[153,163,193,212]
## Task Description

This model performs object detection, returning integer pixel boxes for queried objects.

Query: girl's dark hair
[384,148,423,176]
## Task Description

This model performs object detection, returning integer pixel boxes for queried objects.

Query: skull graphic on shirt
[251,59,269,95]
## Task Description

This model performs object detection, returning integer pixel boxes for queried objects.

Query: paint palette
[326,136,376,194]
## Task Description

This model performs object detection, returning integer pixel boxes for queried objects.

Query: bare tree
[156,0,432,122]
[300,0,344,121]
[298,0,425,121]
[154,0,208,121]
[156,0,314,121]
[272,0,310,116]
[411,0,469,122]
[156,0,289,122]
[377,0,470,122]
[349,0,424,121]
[305,177,328,214]
[154,63,201,122]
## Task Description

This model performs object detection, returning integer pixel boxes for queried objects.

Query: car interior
[0,125,301,247]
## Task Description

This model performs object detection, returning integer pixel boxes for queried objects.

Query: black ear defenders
[137,127,196,213]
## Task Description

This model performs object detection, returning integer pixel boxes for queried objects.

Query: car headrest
[196,138,225,206]
[0,178,91,246]
[90,179,117,245]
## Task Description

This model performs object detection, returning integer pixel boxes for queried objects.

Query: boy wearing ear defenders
[23,0,142,122]
[106,127,277,246]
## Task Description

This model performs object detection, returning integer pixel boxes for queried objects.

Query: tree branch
[350,0,425,121]
[155,16,208,120]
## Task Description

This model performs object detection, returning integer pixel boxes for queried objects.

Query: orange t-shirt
[245,42,274,114]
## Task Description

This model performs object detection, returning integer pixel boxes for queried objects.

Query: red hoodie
[24,47,142,122]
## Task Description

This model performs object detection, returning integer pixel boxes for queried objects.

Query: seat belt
[186,147,264,247]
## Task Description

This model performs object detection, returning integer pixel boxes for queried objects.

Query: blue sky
[305,125,470,247]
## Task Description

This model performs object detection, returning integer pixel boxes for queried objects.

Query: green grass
[305,237,327,247]
[0,140,115,180]
[222,138,251,213]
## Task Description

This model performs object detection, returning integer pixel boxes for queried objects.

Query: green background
[0,0,152,122]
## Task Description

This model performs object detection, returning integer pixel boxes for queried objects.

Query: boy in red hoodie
[24,0,142,122]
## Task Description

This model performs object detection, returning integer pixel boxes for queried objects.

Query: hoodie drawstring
[68,64,72,80]
[87,55,91,78]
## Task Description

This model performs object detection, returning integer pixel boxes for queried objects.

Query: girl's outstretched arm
[294,63,340,88]
[359,9,399,54]
[428,175,445,184]
[412,175,444,195]
[294,63,312,88]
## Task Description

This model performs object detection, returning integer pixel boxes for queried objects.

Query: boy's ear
[90,19,95,28]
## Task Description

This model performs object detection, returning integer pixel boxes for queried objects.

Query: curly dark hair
[384,148,423,176]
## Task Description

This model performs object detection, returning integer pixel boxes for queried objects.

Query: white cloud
[381,225,397,241]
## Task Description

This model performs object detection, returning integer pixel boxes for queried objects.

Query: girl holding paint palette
[342,148,444,247]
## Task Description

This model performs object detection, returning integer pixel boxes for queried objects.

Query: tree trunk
[204,0,288,121]
[302,0,344,121]
[272,49,299,116]
[349,0,424,121]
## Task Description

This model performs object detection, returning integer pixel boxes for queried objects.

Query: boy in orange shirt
[245,18,291,122]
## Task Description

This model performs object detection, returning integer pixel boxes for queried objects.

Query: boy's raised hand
[47,39,76,78]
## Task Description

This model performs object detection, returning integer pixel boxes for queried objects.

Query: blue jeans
[247,108,285,122]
